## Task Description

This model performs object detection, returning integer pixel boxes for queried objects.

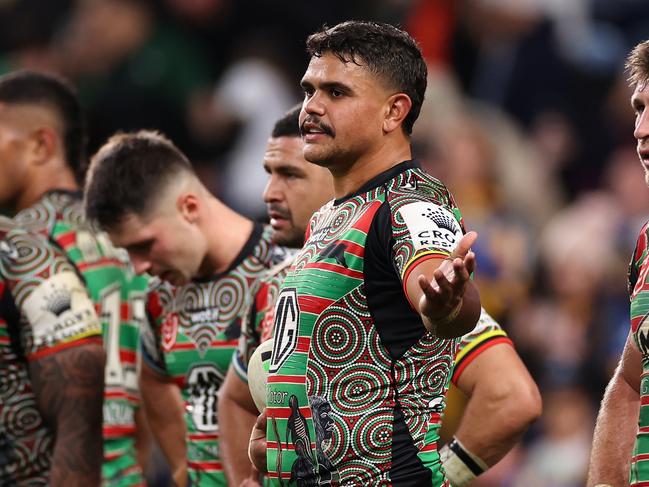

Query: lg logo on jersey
[270,288,300,374]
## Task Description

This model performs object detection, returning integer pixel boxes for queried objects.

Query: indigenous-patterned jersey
[16,191,148,487]
[233,255,294,382]
[142,223,280,486]
[629,221,649,485]
[0,216,102,485]
[267,160,468,486]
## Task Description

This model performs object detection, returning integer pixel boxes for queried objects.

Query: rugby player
[249,21,480,485]
[84,130,284,486]
[588,40,649,486]
[0,70,148,486]
[0,219,104,486]
[222,105,541,485]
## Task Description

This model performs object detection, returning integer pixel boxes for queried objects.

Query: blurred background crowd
[2,0,649,485]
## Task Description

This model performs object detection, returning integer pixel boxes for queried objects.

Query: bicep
[29,343,106,424]
[619,333,642,394]
[220,367,258,416]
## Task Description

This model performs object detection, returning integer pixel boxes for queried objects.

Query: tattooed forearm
[29,343,106,486]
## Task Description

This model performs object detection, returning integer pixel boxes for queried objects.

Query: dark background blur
[3,0,649,485]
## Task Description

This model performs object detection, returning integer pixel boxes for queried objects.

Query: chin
[303,147,333,168]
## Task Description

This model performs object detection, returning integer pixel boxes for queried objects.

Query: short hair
[626,40,649,88]
[306,21,427,135]
[0,70,87,183]
[85,130,194,229]
[271,104,301,138]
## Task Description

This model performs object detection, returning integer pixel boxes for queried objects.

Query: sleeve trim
[27,336,103,361]
[452,334,513,385]
[401,252,448,310]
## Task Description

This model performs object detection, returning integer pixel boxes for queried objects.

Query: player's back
[16,191,148,487]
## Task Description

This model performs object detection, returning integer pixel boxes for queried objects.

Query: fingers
[451,231,477,260]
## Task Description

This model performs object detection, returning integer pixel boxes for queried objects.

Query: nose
[263,174,282,204]
[635,108,649,141]
[130,254,152,275]
[303,92,325,117]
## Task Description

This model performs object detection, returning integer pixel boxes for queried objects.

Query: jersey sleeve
[0,226,102,360]
[388,178,466,293]
[629,221,649,298]
[141,288,169,375]
[451,309,513,385]
[232,285,262,383]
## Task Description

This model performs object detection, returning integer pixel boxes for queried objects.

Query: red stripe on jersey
[120,350,137,364]
[353,200,383,233]
[451,337,514,385]
[631,482,649,486]
[26,336,102,360]
[268,375,305,384]
[266,441,316,451]
[104,425,136,437]
[104,390,139,403]
[0,336,9,345]
[298,295,334,315]
[56,231,76,248]
[0,280,5,296]
[641,396,649,407]
[267,405,313,420]
[77,257,125,272]
[303,262,364,280]
[171,339,238,351]
[267,471,293,480]
[188,433,219,441]
[428,412,442,424]
[634,454,649,462]
[341,240,365,257]
[296,336,310,353]
[419,442,438,453]
[188,461,222,471]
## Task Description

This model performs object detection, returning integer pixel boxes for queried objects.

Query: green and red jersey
[16,191,148,486]
[266,160,470,486]
[629,221,649,485]
[0,216,103,485]
[142,223,281,486]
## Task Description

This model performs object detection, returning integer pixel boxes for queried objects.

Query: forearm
[220,393,259,484]
[140,366,187,484]
[587,372,640,486]
[30,344,105,486]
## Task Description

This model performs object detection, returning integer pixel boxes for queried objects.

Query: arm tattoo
[29,343,106,486]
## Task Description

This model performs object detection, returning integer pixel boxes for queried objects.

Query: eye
[331,88,344,98]
[303,86,315,98]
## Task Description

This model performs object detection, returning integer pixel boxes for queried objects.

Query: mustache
[267,203,291,220]
[300,116,335,137]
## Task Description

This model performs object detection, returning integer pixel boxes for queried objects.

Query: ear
[382,93,412,134]
[30,127,58,166]
[177,192,200,224]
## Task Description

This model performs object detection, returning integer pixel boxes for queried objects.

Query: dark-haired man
[85,130,284,486]
[589,39,649,486]
[250,21,480,486]
[0,70,148,486]
[226,106,540,486]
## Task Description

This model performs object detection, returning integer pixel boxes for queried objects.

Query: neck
[330,138,412,199]
[198,197,254,276]
[14,167,78,212]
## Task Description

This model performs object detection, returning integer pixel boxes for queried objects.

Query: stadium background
[2,0,649,485]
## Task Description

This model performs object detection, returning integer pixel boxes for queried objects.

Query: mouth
[300,120,333,142]
[268,209,290,229]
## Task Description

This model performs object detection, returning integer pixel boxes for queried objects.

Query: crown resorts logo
[43,285,72,316]
[422,207,458,233]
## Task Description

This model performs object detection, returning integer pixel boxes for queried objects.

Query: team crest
[161,313,179,352]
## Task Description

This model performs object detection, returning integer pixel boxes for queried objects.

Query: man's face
[107,208,206,286]
[0,105,32,209]
[633,80,649,187]
[299,52,392,170]
[262,135,333,247]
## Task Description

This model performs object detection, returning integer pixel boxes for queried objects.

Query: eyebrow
[300,79,354,95]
